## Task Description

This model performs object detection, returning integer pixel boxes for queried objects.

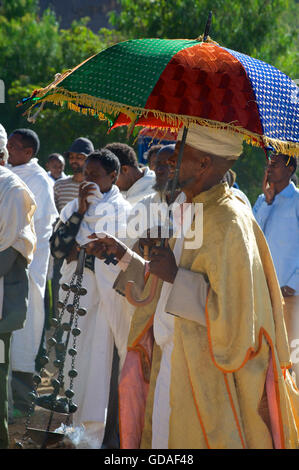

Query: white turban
[0,123,8,163]
[177,124,244,160]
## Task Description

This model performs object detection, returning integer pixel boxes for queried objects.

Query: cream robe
[120,183,299,449]
[9,159,57,373]
[169,184,299,449]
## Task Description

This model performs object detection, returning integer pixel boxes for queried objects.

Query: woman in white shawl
[50,149,131,447]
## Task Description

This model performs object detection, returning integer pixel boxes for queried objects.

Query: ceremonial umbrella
[23,37,298,157]
[22,35,299,305]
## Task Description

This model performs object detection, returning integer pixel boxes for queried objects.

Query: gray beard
[166,178,182,193]
[153,179,182,193]
[153,180,168,192]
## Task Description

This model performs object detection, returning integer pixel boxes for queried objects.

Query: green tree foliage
[0,0,297,201]
[0,1,125,167]
[0,0,39,19]
[109,0,298,203]
[109,0,298,75]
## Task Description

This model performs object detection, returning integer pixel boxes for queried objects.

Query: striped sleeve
[54,177,80,213]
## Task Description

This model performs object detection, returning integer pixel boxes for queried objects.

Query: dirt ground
[8,368,72,449]
[8,328,75,450]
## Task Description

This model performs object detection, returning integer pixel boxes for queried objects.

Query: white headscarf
[177,124,244,159]
[0,123,8,163]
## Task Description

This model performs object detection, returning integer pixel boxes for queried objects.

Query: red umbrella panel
[112,43,262,137]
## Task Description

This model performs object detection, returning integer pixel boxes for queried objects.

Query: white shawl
[0,166,36,318]
[121,166,156,208]
[60,183,131,245]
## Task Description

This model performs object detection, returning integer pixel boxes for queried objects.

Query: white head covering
[177,124,244,160]
[0,123,8,163]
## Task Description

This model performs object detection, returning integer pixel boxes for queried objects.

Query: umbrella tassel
[26,102,45,123]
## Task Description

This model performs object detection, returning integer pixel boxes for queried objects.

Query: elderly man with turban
[86,125,299,449]
[0,124,36,448]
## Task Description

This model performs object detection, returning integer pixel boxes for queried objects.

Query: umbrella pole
[125,126,189,307]
[169,126,188,203]
[163,125,188,246]
[203,11,213,42]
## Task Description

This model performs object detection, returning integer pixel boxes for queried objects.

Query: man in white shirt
[253,151,299,384]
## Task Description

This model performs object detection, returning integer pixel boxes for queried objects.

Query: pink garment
[119,325,154,449]
[266,354,283,449]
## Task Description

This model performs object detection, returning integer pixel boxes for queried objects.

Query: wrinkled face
[169,141,203,190]
[7,133,32,166]
[153,151,173,191]
[47,159,64,179]
[68,152,86,174]
[266,154,293,184]
[83,160,115,193]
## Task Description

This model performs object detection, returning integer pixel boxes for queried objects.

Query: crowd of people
[0,121,298,449]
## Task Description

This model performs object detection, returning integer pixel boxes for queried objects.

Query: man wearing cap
[6,128,57,416]
[86,125,299,449]
[253,152,299,385]
[54,137,94,213]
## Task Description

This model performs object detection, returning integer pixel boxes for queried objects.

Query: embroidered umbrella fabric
[23,38,299,156]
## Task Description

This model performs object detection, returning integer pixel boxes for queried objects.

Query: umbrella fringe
[25,87,299,157]
[261,137,299,158]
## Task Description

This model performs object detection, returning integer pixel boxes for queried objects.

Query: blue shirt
[253,182,299,293]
